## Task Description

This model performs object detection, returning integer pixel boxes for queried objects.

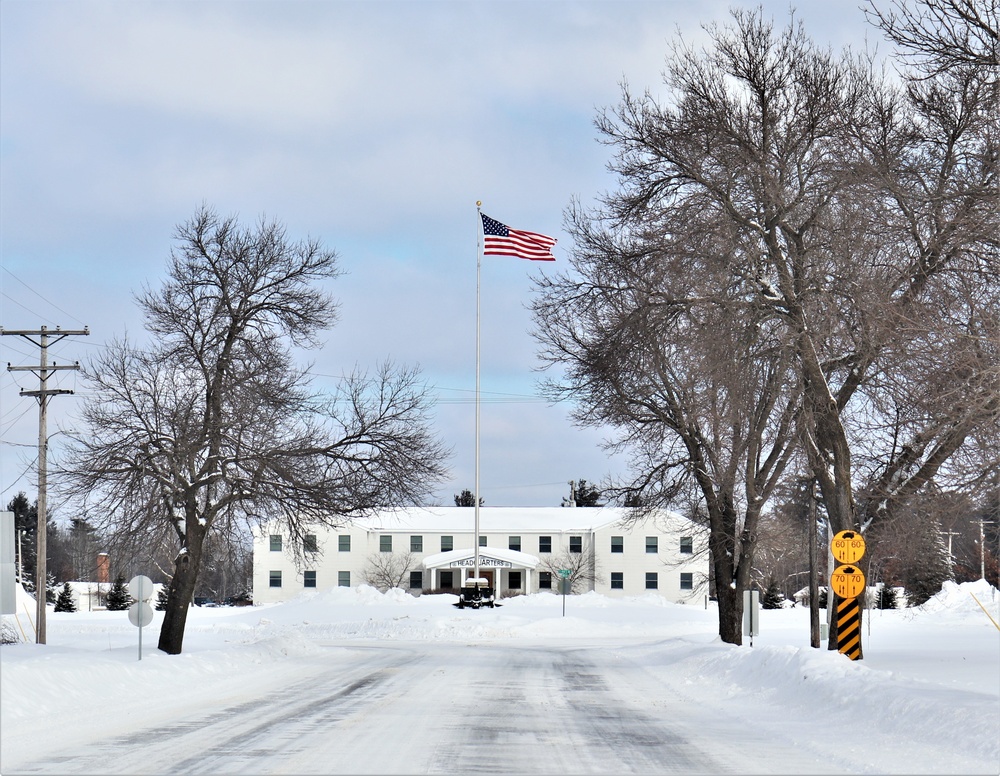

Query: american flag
[480,213,556,261]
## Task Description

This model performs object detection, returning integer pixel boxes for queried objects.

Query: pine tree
[45,572,57,605]
[105,574,133,611]
[761,579,785,609]
[155,584,171,611]
[54,582,77,613]
[876,585,898,610]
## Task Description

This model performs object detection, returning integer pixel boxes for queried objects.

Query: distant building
[252,506,708,604]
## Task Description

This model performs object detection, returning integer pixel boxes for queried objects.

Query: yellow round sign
[831,530,866,563]
[830,564,866,600]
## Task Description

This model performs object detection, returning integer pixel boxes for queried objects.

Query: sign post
[829,531,866,660]
[127,575,154,661]
[743,589,760,646]
[557,569,571,617]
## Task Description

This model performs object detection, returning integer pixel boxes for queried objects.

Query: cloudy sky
[1,0,879,512]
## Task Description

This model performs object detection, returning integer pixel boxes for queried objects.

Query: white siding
[252,507,708,605]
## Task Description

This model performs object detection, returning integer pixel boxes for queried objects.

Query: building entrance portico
[421,547,539,599]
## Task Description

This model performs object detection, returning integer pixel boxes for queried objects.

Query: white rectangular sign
[449,556,512,568]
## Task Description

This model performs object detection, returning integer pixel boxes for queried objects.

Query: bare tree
[534,7,997,652]
[865,0,999,75]
[362,551,418,592]
[60,207,449,654]
[539,545,602,593]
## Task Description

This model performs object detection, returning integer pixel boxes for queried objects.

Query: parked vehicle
[455,578,495,609]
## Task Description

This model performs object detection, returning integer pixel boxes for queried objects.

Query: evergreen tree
[761,580,785,609]
[155,585,171,611]
[454,489,483,507]
[45,572,57,605]
[876,585,898,610]
[54,582,77,613]
[106,574,133,611]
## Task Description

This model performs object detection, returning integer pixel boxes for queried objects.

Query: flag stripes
[480,213,556,261]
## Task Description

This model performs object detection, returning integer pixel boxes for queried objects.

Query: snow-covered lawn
[2,580,997,774]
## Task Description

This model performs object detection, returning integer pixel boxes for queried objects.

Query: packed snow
[1,580,997,774]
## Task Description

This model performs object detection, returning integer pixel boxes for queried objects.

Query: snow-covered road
[3,583,997,775]
[9,639,842,775]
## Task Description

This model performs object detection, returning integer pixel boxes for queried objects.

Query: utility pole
[3,325,89,644]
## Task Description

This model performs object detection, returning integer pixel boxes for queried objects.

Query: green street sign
[557,569,571,578]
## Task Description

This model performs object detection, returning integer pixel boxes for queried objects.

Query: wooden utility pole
[809,481,820,648]
[2,325,89,644]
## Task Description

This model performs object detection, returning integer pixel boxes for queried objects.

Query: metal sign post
[127,575,154,661]
[743,589,760,646]
[557,569,571,617]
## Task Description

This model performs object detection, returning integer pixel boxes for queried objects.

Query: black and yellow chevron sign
[836,597,862,660]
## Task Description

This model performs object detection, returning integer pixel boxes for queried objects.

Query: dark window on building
[441,535,453,552]
[338,571,350,587]
[440,571,454,589]
[410,535,423,552]
[680,536,693,554]
[646,536,658,554]
[339,535,351,552]
[269,535,282,552]
[304,534,318,553]
[409,571,423,589]
[509,536,521,552]
[380,535,392,553]
[509,571,522,589]
[611,572,624,590]
[645,572,658,590]
[611,536,624,553]
[539,572,552,589]
[680,572,693,590]
[569,536,582,554]
[479,535,487,547]
[539,536,552,553]
[304,570,316,588]
[269,570,282,588]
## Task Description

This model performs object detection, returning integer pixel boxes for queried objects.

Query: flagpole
[474,201,482,584]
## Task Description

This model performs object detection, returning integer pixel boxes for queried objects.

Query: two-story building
[252,506,708,605]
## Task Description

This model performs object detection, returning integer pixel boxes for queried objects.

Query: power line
[1,267,89,327]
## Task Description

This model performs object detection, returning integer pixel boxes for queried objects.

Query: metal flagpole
[474,202,482,583]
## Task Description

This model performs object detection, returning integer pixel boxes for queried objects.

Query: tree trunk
[157,522,205,655]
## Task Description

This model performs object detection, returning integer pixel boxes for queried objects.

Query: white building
[252,506,708,605]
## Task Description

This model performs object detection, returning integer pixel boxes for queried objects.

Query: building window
[304,534,318,553]
[646,536,658,554]
[441,535,453,552]
[645,572,658,590]
[380,535,392,553]
[611,572,624,590]
[338,571,351,587]
[680,536,693,554]
[569,536,582,554]
[339,535,351,552]
[509,536,521,552]
[304,570,316,588]
[611,536,624,553]
[269,535,282,552]
[539,572,552,590]
[409,571,423,589]
[680,572,693,590]
[539,536,552,553]
[440,571,454,589]
[479,535,487,547]
[269,570,282,588]
[509,571,522,589]
[410,535,423,553]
